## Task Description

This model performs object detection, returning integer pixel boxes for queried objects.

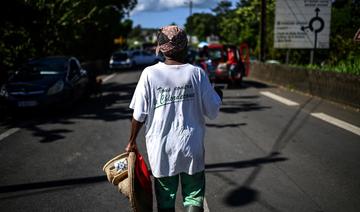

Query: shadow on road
[241,79,273,89]
[219,82,272,114]
[0,81,137,143]
[205,123,246,128]
[223,95,260,99]
[225,186,258,206]
[205,154,288,171]
[220,102,271,113]
[226,79,274,90]
[0,175,108,201]
[220,97,271,113]
[214,97,323,210]
[205,153,286,211]
[0,175,107,194]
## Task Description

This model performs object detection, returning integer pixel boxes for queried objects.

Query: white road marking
[204,197,210,212]
[260,91,299,106]
[311,113,360,136]
[102,74,116,82]
[0,128,20,141]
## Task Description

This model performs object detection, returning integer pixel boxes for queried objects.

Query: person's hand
[125,141,137,153]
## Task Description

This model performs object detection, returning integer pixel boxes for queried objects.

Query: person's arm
[125,118,144,152]
[198,67,222,120]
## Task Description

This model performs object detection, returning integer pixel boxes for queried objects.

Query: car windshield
[12,59,67,80]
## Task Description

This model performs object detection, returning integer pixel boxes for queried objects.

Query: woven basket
[103,152,152,212]
[121,152,136,210]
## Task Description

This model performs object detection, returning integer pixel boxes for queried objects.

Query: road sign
[354,28,360,42]
[274,0,332,49]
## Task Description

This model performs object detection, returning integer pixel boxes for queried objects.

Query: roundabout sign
[274,0,332,49]
[301,7,325,49]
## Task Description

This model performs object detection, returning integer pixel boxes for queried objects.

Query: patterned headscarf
[156,25,188,56]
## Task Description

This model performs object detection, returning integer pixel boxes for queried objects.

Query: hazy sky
[129,0,237,29]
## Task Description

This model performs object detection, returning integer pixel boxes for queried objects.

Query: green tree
[327,1,360,64]
[185,13,218,41]
[0,0,137,72]
[212,0,232,15]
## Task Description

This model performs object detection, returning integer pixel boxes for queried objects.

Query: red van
[197,43,249,85]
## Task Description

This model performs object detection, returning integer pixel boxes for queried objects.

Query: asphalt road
[0,68,359,212]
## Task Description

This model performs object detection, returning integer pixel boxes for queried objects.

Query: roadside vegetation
[298,58,360,75]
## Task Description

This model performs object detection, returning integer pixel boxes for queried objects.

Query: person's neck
[164,57,186,65]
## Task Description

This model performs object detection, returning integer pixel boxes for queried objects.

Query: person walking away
[125,25,222,212]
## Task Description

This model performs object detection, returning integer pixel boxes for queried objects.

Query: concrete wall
[249,63,360,108]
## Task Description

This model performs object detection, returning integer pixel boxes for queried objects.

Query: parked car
[109,51,132,69]
[196,44,246,85]
[128,50,160,66]
[0,56,89,109]
[109,50,160,69]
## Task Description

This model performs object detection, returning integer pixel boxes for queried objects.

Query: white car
[131,50,160,66]
[109,50,160,69]
[109,51,132,69]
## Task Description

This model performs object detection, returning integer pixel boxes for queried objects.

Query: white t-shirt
[129,62,221,178]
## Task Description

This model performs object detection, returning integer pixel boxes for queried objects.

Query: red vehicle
[197,43,250,85]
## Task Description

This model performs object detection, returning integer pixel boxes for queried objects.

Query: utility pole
[188,0,193,45]
[260,0,266,62]
[189,0,193,16]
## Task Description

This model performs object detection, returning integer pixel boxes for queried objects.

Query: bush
[291,57,360,76]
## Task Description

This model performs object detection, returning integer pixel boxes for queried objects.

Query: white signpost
[274,0,332,49]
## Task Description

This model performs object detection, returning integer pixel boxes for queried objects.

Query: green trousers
[154,171,205,209]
